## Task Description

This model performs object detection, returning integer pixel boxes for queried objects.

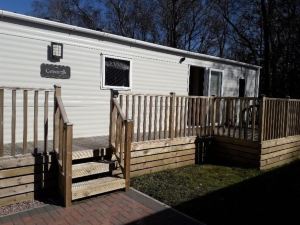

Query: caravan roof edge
[0,10,261,70]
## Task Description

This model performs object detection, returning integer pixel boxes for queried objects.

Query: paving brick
[1,222,14,225]
[2,190,202,225]
[20,216,33,224]
[0,216,13,224]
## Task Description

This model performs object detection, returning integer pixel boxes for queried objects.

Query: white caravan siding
[0,17,259,145]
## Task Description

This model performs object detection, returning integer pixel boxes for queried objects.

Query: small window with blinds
[102,56,132,90]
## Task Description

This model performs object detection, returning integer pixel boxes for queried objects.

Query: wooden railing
[53,85,73,207]
[0,86,53,157]
[214,97,259,141]
[117,92,260,142]
[110,93,133,190]
[260,97,300,141]
[117,93,214,141]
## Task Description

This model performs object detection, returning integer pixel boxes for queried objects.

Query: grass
[131,161,300,225]
[132,164,262,206]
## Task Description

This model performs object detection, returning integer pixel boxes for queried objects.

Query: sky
[0,0,34,15]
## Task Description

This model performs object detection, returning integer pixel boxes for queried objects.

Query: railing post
[211,96,216,136]
[169,92,176,139]
[33,90,38,154]
[53,85,61,152]
[109,90,118,147]
[11,89,16,156]
[285,96,290,137]
[64,123,73,207]
[258,95,266,142]
[0,88,3,157]
[23,90,28,154]
[124,120,133,191]
[44,91,49,154]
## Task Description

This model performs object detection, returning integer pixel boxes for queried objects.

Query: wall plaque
[40,64,71,79]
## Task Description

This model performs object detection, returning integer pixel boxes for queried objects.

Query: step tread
[72,148,112,160]
[72,149,105,160]
[72,177,125,200]
[72,162,112,179]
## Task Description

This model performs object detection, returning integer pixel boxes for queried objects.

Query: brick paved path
[0,189,203,225]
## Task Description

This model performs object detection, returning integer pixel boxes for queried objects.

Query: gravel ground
[0,199,46,217]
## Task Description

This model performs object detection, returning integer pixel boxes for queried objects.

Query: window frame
[101,54,133,90]
[208,68,223,96]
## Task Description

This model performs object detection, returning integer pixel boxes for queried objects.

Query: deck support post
[124,120,133,190]
[64,123,73,207]
[258,95,266,142]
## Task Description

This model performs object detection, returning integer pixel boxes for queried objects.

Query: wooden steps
[70,148,124,202]
[72,177,125,200]
[72,161,114,179]
[72,148,111,160]
[72,149,98,160]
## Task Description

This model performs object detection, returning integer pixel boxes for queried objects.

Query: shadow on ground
[124,161,300,225]
[170,160,300,225]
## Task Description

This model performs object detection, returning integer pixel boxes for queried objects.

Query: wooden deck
[1,126,259,157]
[1,87,300,208]
[1,136,109,156]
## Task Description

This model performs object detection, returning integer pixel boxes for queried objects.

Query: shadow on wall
[125,160,300,225]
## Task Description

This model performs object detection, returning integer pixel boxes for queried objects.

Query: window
[102,56,132,90]
[209,70,222,96]
[239,79,245,97]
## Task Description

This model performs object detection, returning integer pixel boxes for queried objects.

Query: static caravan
[0,10,260,148]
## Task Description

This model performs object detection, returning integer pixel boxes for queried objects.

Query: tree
[31,0,300,97]
[105,0,159,42]
[155,0,203,48]
[31,0,103,29]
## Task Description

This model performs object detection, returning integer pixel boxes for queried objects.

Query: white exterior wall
[0,17,259,144]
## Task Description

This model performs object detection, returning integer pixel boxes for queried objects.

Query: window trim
[208,68,223,96]
[101,54,132,90]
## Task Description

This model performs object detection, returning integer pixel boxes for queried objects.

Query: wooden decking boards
[72,148,111,160]
[72,149,96,160]
[72,161,112,179]
[1,136,109,157]
[72,177,125,200]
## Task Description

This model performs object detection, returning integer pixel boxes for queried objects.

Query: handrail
[265,97,300,102]
[119,92,259,100]
[53,85,72,207]
[215,96,257,100]
[110,92,133,191]
[56,96,69,123]
[119,92,170,97]
[176,95,214,98]
[0,86,54,91]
